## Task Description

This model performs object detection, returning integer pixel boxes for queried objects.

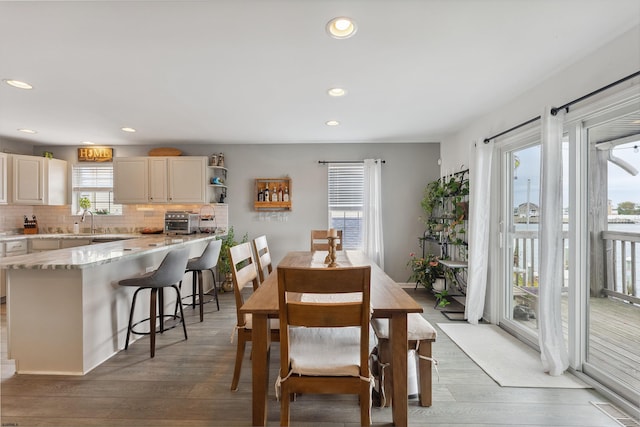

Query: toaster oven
[164,211,199,234]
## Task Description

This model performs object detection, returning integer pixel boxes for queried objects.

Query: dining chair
[252,234,272,283]
[229,241,279,391]
[276,264,372,426]
[310,229,343,251]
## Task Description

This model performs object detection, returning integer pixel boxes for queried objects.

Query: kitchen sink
[90,237,135,244]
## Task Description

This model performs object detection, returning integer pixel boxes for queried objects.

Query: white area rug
[438,323,590,388]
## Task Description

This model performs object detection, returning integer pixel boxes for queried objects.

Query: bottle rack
[254,178,292,211]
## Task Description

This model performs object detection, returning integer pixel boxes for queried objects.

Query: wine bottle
[283,185,289,202]
[264,186,269,202]
[272,185,278,202]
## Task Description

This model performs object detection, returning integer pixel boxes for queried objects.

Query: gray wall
[34,142,439,282]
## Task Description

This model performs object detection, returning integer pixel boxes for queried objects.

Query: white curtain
[538,108,570,376]
[465,140,494,324]
[363,159,384,269]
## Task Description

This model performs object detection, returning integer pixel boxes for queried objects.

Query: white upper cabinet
[114,156,206,204]
[113,157,149,204]
[12,154,67,205]
[0,153,8,204]
[167,157,206,203]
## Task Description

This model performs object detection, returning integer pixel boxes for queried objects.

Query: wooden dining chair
[310,229,343,251]
[276,264,372,426]
[252,234,272,283]
[229,242,279,391]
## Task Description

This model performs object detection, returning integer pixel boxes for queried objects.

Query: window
[72,164,122,215]
[328,163,363,250]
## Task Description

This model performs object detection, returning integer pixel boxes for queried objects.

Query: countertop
[0,233,220,270]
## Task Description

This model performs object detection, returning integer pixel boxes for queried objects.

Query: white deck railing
[513,230,639,305]
[602,231,640,305]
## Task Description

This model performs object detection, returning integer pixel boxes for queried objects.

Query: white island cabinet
[114,156,206,204]
[12,154,67,205]
[1,234,216,375]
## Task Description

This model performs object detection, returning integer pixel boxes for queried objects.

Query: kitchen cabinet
[113,157,149,204]
[0,153,8,204]
[12,154,67,205]
[114,156,206,204]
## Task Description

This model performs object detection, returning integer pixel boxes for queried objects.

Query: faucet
[81,210,95,234]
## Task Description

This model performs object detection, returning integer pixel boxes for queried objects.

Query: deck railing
[602,231,640,305]
[513,230,639,305]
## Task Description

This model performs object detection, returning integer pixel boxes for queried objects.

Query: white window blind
[328,163,363,250]
[72,164,122,215]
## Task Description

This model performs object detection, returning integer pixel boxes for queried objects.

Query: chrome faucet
[81,210,95,234]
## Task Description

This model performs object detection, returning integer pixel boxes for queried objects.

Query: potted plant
[217,226,248,292]
[79,196,91,212]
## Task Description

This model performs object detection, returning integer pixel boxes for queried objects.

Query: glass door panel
[501,140,541,337]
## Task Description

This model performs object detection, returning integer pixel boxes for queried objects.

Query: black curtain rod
[318,160,386,164]
[551,70,640,116]
[483,116,541,144]
[483,70,640,143]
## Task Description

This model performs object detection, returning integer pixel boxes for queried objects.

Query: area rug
[437,323,590,388]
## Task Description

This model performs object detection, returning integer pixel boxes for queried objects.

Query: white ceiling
[1,0,639,147]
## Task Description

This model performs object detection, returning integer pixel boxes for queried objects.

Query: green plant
[407,252,443,289]
[217,226,249,278]
[434,289,451,308]
[79,197,91,211]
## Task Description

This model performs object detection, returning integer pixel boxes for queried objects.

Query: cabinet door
[45,158,68,206]
[0,153,7,204]
[148,157,168,203]
[168,157,206,203]
[113,158,149,203]
[13,155,44,204]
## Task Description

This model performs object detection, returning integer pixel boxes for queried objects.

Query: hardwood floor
[0,287,624,426]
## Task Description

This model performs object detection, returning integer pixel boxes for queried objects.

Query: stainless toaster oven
[164,211,199,234]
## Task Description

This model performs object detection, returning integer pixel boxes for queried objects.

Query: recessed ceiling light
[326,120,340,126]
[328,88,346,97]
[326,17,357,39]
[121,127,136,133]
[4,79,33,90]
[82,141,95,145]
[632,119,640,124]
[17,128,37,134]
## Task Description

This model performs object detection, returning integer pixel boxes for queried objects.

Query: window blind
[328,163,363,210]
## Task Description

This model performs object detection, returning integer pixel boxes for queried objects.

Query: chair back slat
[229,242,259,326]
[252,235,273,283]
[287,301,363,327]
[310,229,343,251]
[277,265,365,293]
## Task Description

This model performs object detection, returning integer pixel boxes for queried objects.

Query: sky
[511,140,640,209]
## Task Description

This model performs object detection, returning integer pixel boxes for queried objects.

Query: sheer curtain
[465,140,494,324]
[538,108,570,376]
[363,159,384,268]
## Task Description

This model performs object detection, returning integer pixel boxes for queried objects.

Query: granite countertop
[0,233,219,270]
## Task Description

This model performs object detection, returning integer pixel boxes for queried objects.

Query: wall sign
[78,147,113,162]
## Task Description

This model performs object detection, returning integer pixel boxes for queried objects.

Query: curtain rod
[551,70,640,116]
[483,70,640,143]
[318,160,386,164]
[483,116,541,144]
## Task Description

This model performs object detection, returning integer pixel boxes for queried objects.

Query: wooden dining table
[240,250,424,426]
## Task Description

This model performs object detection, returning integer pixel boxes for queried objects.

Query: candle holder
[325,236,338,267]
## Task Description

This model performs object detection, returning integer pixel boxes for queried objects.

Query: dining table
[239,250,424,426]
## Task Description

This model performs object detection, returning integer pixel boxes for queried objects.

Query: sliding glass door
[499,130,541,342]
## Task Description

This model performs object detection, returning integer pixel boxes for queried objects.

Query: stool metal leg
[208,268,219,311]
[173,284,188,340]
[150,288,157,358]
[125,287,143,350]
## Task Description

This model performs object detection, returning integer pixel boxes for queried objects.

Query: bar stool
[179,239,222,322]
[119,247,190,358]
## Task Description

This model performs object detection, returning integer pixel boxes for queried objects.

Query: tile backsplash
[0,204,228,235]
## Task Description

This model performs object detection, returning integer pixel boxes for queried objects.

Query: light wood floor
[0,288,624,426]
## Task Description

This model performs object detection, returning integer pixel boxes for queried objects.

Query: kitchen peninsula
[0,233,218,375]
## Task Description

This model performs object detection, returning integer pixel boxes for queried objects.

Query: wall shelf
[254,177,291,211]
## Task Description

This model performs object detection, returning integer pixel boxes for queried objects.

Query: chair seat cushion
[371,313,437,341]
[243,314,279,331]
[289,327,362,377]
